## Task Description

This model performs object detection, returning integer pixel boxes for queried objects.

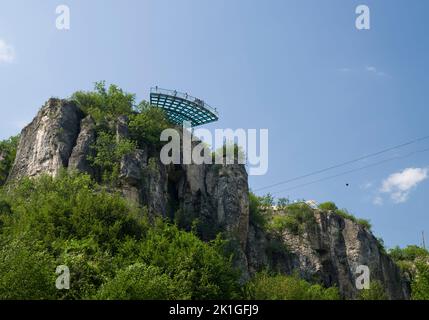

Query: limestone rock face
[8,98,83,181]
[68,115,96,175]
[276,211,409,299]
[205,164,249,249]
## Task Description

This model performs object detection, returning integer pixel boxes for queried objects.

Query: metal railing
[150,87,219,117]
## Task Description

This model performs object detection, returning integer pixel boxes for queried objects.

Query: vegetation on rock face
[71,82,173,184]
[268,203,316,236]
[71,81,136,122]
[389,245,429,300]
[249,192,316,236]
[129,102,172,149]
[245,271,340,300]
[318,202,372,230]
[88,131,136,185]
[358,281,388,300]
[0,135,19,185]
[249,192,270,229]
[412,260,429,300]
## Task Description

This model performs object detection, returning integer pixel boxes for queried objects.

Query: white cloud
[373,196,383,206]
[379,167,428,204]
[338,66,388,77]
[0,39,15,64]
[365,65,386,77]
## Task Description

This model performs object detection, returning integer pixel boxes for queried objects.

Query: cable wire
[255,134,429,192]
[269,146,429,196]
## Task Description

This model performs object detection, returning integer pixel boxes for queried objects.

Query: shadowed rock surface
[68,115,96,175]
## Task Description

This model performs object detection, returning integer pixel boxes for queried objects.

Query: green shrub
[277,197,290,209]
[245,271,340,300]
[389,245,429,262]
[129,103,172,148]
[319,202,372,230]
[55,238,114,299]
[388,246,429,299]
[2,172,145,253]
[114,223,241,300]
[268,203,316,236]
[96,263,185,300]
[412,260,429,300]
[0,237,57,300]
[71,81,135,122]
[0,135,19,185]
[318,202,338,211]
[358,281,388,300]
[356,218,372,230]
[0,172,241,300]
[249,192,269,229]
[88,132,136,184]
[269,214,300,235]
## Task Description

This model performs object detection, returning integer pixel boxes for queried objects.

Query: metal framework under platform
[150,87,219,127]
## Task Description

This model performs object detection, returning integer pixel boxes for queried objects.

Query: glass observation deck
[150,87,219,127]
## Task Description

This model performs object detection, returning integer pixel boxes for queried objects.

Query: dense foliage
[389,245,429,300]
[245,271,340,300]
[268,203,316,236]
[0,172,241,300]
[318,202,372,230]
[71,82,173,184]
[0,172,343,300]
[358,281,388,300]
[71,81,136,122]
[0,135,19,185]
[249,192,270,228]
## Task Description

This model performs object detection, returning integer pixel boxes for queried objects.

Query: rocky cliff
[246,211,409,299]
[4,98,410,299]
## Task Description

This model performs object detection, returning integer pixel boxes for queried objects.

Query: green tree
[318,202,338,211]
[129,104,172,148]
[0,135,19,185]
[319,202,371,230]
[412,260,429,300]
[71,81,135,122]
[88,132,136,184]
[116,223,241,300]
[277,197,290,209]
[268,203,316,236]
[249,192,269,228]
[245,271,339,300]
[96,263,184,300]
[0,238,57,300]
[0,172,242,300]
[358,281,388,300]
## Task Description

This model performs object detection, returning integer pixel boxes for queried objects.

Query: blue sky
[0,0,428,248]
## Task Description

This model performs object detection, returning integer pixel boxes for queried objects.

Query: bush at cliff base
[0,172,240,300]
